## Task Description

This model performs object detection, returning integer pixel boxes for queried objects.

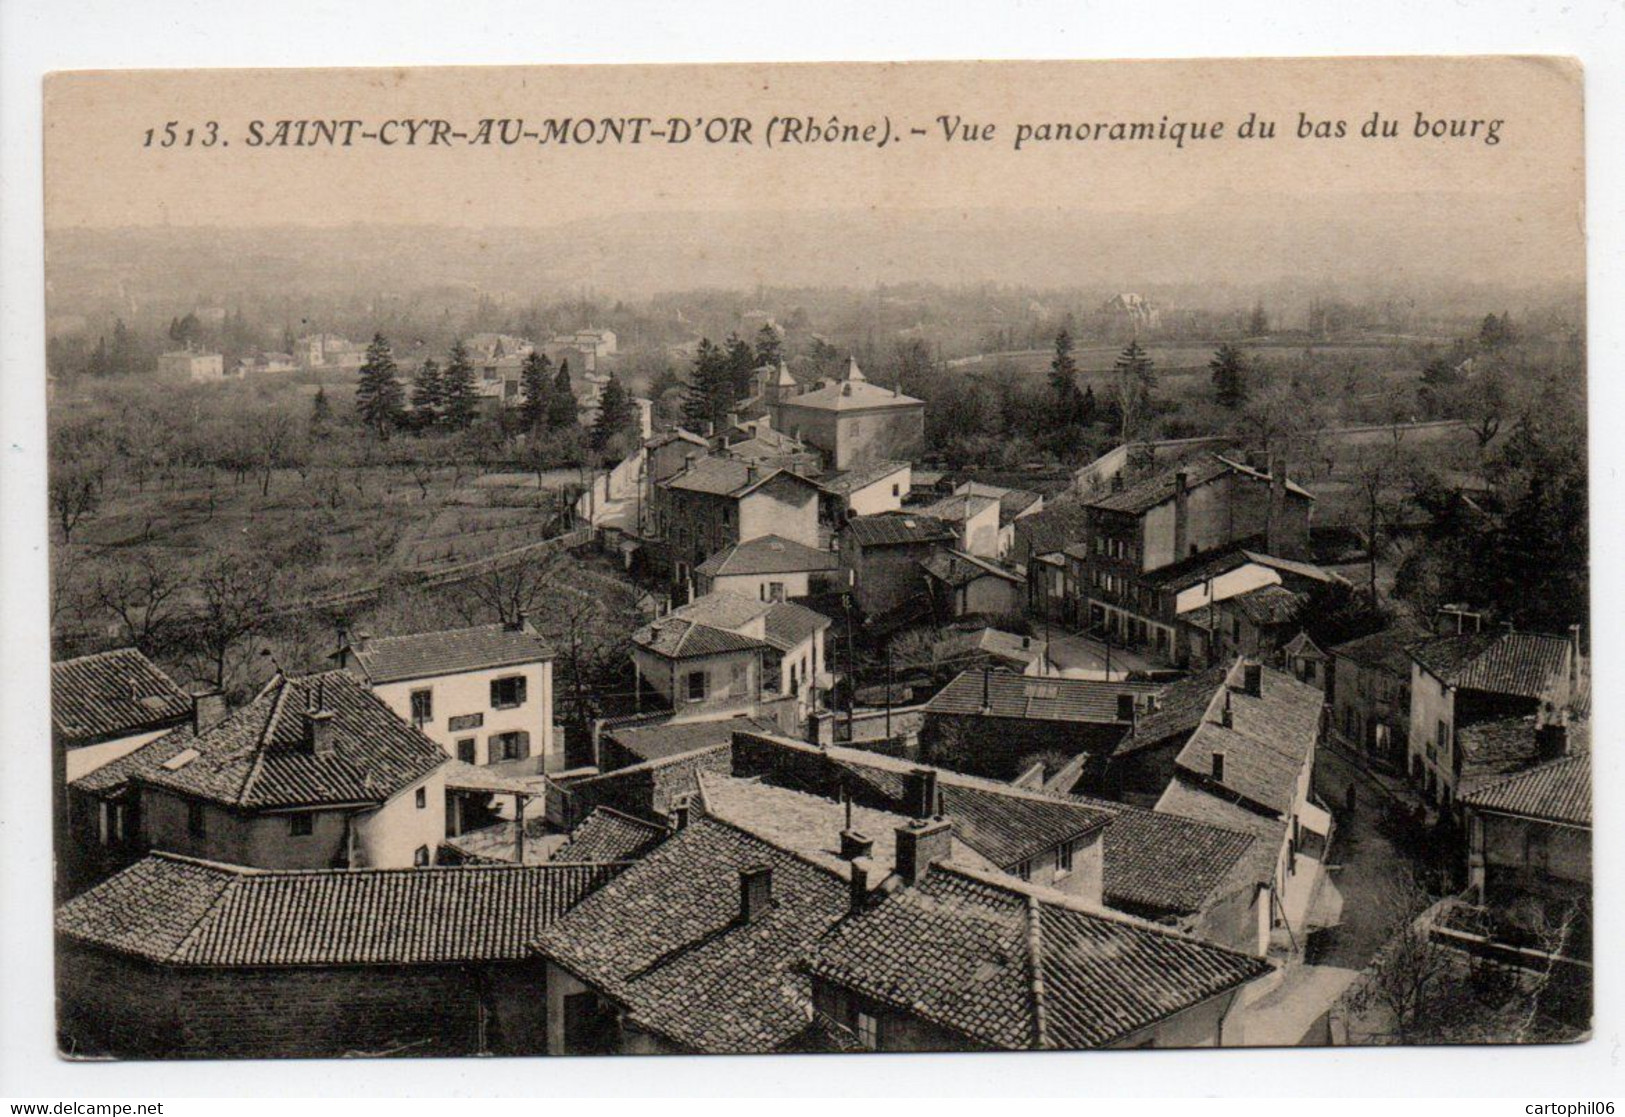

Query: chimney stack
[848,858,871,913]
[746,463,760,486]
[905,768,940,821]
[981,665,993,714]
[671,795,692,831]
[1212,749,1226,784]
[1536,723,1568,763]
[1265,452,1285,556]
[1173,469,1191,560]
[508,610,529,633]
[739,864,773,923]
[840,829,874,861]
[306,709,337,758]
[1116,693,1136,723]
[1220,690,1233,728]
[894,818,954,886]
[191,687,228,734]
[1242,662,1263,697]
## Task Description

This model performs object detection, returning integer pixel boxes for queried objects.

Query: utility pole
[844,594,857,744]
[884,641,893,740]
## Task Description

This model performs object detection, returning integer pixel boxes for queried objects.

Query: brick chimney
[191,687,228,734]
[1220,690,1233,728]
[739,864,773,923]
[894,817,953,886]
[840,829,874,861]
[507,610,529,633]
[1242,662,1263,697]
[1536,723,1569,763]
[306,709,337,758]
[848,858,871,913]
[905,767,939,820]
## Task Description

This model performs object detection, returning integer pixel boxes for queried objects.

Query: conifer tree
[439,340,479,430]
[411,358,445,421]
[354,333,405,437]
[754,323,783,369]
[1209,343,1249,409]
[519,349,553,430]
[590,374,634,454]
[1048,329,1084,425]
[1111,339,1157,441]
[310,385,333,437]
[547,358,579,430]
[683,338,729,433]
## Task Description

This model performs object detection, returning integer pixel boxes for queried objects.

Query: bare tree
[1340,866,1453,1044]
[95,553,188,651]
[258,410,296,497]
[49,464,102,543]
[194,552,275,691]
[453,548,569,627]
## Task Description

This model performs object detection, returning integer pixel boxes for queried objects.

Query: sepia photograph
[20,47,1595,1075]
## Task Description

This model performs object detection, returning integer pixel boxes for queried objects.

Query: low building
[819,459,912,521]
[55,854,617,1058]
[599,714,781,773]
[159,350,226,382]
[1282,631,1329,691]
[649,456,823,591]
[692,534,842,602]
[1153,659,1327,956]
[1177,584,1308,668]
[929,625,1052,676]
[1103,667,1230,808]
[920,668,1158,786]
[1407,628,1577,809]
[1462,753,1589,913]
[335,618,557,772]
[78,671,449,872]
[532,815,853,1055]
[838,513,956,620]
[918,492,1002,559]
[806,857,1271,1051]
[1327,622,1428,773]
[919,550,1025,620]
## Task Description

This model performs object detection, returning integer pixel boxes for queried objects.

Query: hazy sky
[45,58,1580,230]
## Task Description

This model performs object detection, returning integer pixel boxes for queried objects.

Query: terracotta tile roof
[346,623,553,685]
[818,459,909,498]
[56,853,619,966]
[1089,453,1313,516]
[1283,631,1328,661]
[550,807,670,863]
[1154,779,1290,895]
[1329,622,1431,675]
[1460,754,1591,826]
[920,550,1024,588]
[564,742,734,824]
[632,617,767,659]
[1410,631,1571,700]
[1226,584,1306,627]
[693,535,839,577]
[531,816,851,1053]
[1171,662,1322,817]
[1113,668,1229,757]
[926,669,1158,725]
[807,864,1271,1050]
[778,378,923,412]
[1456,715,1545,796]
[665,458,820,498]
[763,601,832,651]
[133,671,447,810]
[932,627,1048,670]
[919,493,1000,525]
[51,648,192,745]
[670,591,774,629]
[604,716,779,766]
[1084,801,1260,916]
[71,723,199,796]
[1013,502,1090,562]
[825,747,1114,868]
[841,513,954,548]
[696,772,1001,877]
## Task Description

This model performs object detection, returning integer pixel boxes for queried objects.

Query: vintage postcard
[43,57,1587,1059]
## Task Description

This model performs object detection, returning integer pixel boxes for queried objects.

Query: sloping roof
[550,807,670,863]
[933,627,1048,669]
[345,623,553,685]
[818,459,909,498]
[919,493,1000,525]
[1088,800,1261,915]
[778,378,923,412]
[52,648,192,744]
[56,854,618,966]
[1329,622,1431,675]
[1089,453,1313,516]
[1224,584,1306,627]
[926,669,1157,725]
[841,513,954,548]
[1238,551,1343,585]
[1460,755,1590,827]
[664,457,819,499]
[1114,668,1230,757]
[825,747,1114,868]
[131,671,447,810]
[1410,631,1570,700]
[1153,780,1290,888]
[71,721,199,797]
[920,550,1024,588]
[693,535,839,578]
[1282,631,1328,662]
[604,716,780,766]
[763,601,832,651]
[696,773,1000,877]
[632,617,767,659]
[1013,503,1090,562]
[1456,715,1548,796]
[806,864,1271,1050]
[670,590,773,630]
[531,816,850,1054]
[1171,661,1323,817]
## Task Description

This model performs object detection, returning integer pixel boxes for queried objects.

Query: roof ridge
[1460,752,1588,803]
[168,868,241,965]
[826,745,1113,811]
[1025,893,1049,1050]
[691,807,855,886]
[234,677,291,806]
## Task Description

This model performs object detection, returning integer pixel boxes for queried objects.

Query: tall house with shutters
[334,618,558,773]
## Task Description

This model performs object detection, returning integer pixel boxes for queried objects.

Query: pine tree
[1048,329,1084,424]
[547,359,579,430]
[411,358,445,421]
[683,338,728,433]
[590,374,634,453]
[1248,300,1268,337]
[1112,340,1156,440]
[754,323,783,368]
[355,333,405,437]
[438,341,478,430]
[723,333,757,401]
[1209,343,1249,409]
[1080,384,1097,426]
[519,350,553,430]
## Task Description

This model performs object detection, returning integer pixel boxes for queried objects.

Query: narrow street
[1232,739,1419,1045]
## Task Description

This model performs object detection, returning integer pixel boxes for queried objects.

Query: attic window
[902,519,916,529]
[161,748,200,771]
